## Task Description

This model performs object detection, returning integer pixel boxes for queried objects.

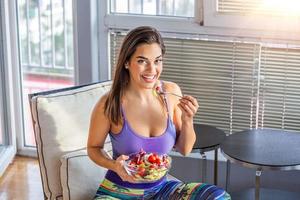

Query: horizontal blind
[110,32,258,134]
[259,46,300,132]
[110,33,124,74]
[218,0,262,13]
[162,39,257,134]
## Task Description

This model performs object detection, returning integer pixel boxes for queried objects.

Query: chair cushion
[60,150,107,200]
[30,81,112,200]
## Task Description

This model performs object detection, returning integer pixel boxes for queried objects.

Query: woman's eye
[155,59,163,64]
[137,60,147,64]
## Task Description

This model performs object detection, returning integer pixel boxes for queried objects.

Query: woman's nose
[147,62,156,71]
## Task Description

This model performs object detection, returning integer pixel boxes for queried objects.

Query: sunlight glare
[262,0,300,16]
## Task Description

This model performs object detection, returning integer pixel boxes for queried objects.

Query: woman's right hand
[114,155,137,183]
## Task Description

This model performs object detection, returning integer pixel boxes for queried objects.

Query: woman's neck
[125,82,159,102]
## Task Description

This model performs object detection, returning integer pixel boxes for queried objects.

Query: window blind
[258,46,300,132]
[110,32,258,134]
[218,0,262,13]
[163,39,258,134]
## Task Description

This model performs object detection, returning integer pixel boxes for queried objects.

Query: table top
[221,129,300,170]
[192,124,226,152]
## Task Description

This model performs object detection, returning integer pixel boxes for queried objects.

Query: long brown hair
[104,26,166,125]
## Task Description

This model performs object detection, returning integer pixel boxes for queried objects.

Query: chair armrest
[60,149,107,200]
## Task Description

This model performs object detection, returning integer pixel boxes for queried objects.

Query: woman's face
[127,43,163,89]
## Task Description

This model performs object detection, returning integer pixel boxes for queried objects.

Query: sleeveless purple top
[105,82,177,189]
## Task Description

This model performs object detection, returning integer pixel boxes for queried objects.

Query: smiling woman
[88,26,231,200]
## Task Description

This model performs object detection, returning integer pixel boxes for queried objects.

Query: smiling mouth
[142,75,156,82]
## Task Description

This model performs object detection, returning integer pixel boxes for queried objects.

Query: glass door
[17,0,75,147]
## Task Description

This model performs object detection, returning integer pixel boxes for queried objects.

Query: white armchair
[29,80,179,200]
[29,81,112,200]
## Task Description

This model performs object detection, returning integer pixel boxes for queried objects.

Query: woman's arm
[170,83,199,156]
[87,94,135,182]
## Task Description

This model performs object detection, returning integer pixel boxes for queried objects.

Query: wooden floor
[0,156,44,200]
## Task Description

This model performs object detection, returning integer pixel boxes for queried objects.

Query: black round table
[192,124,226,185]
[221,129,300,200]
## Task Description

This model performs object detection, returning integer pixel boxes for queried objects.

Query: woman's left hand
[178,95,199,122]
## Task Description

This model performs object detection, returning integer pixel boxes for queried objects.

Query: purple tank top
[105,82,176,188]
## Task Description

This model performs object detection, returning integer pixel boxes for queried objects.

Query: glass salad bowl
[124,150,172,183]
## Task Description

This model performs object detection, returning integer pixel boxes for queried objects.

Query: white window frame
[73,0,100,83]
[0,19,5,147]
[0,0,19,175]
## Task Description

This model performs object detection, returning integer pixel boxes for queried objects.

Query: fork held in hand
[158,91,182,98]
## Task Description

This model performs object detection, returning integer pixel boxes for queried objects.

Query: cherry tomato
[155,159,161,165]
[130,160,136,165]
[148,155,157,163]
[137,160,144,165]
[150,164,155,169]
[137,166,146,176]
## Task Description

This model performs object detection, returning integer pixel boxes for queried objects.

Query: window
[17,0,75,146]
[110,0,194,17]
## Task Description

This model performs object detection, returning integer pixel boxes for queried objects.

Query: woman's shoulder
[93,91,110,113]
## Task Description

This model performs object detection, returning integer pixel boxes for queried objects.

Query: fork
[156,90,182,98]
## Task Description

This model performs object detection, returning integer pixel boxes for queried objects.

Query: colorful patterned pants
[94,179,231,200]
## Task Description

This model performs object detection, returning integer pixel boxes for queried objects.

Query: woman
[87,26,230,199]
